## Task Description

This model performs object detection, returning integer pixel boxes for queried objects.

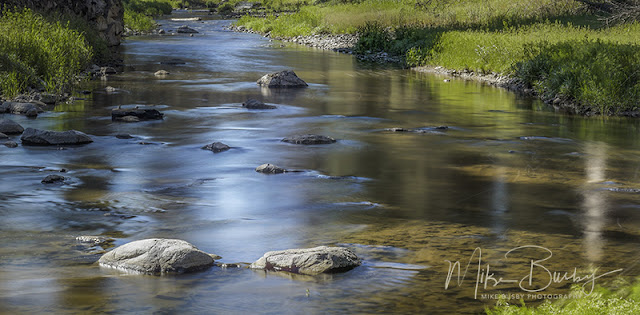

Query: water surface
[2,16,640,314]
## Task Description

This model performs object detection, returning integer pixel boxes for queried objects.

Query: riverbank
[230,0,640,116]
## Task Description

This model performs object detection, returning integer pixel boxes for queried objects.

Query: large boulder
[98,239,217,274]
[0,119,23,134]
[21,128,93,145]
[243,99,276,109]
[251,246,361,275]
[0,102,43,115]
[282,134,336,145]
[112,107,164,121]
[257,70,308,88]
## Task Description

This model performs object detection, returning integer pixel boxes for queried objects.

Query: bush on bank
[0,8,96,98]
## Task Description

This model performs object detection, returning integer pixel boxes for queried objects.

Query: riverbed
[2,14,640,314]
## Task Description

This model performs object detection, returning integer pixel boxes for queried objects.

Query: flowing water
[3,14,640,314]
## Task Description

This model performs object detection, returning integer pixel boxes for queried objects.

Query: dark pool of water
[2,16,640,314]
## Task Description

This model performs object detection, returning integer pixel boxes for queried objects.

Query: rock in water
[255,163,287,174]
[42,174,65,184]
[21,128,93,145]
[0,102,43,115]
[282,134,336,145]
[0,132,7,139]
[112,108,164,121]
[0,119,24,134]
[154,70,170,76]
[176,25,198,33]
[257,70,308,88]
[4,141,18,148]
[202,142,230,153]
[251,246,361,275]
[243,99,276,109]
[98,239,217,274]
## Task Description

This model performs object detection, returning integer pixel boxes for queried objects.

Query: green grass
[0,8,95,98]
[487,279,640,314]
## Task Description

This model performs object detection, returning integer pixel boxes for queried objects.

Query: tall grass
[0,8,94,97]
[487,279,640,314]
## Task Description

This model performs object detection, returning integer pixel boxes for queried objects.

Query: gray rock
[121,115,140,122]
[98,238,217,274]
[42,174,65,184]
[1,102,43,115]
[25,108,38,118]
[0,132,7,139]
[202,142,230,153]
[282,134,336,145]
[255,163,287,174]
[76,235,114,247]
[112,108,164,121]
[154,70,170,76]
[243,99,276,109]
[0,119,24,134]
[105,86,117,92]
[3,141,18,148]
[257,70,308,88]
[176,25,199,34]
[115,134,134,139]
[39,93,58,104]
[21,128,93,145]
[251,246,361,275]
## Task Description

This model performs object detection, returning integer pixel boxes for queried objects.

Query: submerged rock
[176,25,198,33]
[76,235,115,247]
[25,108,38,118]
[0,132,7,139]
[0,119,24,134]
[251,246,361,275]
[112,108,164,121]
[98,238,217,274]
[257,70,308,88]
[243,99,276,109]
[282,134,336,145]
[21,128,93,145]
[202,142,230,153]
[3,141,18,148]
[42,174,65,184]
[115,134,134,139]
[255,163,287,174]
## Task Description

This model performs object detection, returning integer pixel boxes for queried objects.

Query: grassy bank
[0,8,102,98]
[487,279,640,314]
[235,0,640,115]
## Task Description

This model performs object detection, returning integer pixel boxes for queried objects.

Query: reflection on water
[2,17,640,314]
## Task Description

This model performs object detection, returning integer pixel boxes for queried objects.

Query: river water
[2,14,640,314]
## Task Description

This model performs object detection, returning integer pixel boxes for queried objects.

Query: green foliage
[123,0,174,16]
[124,9,157,32]
[487,280,640,314]
[354,22,391,54]
[0,8,93,97]
[516,39,640,114]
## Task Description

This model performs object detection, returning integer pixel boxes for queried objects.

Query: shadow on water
[3,17,640,314]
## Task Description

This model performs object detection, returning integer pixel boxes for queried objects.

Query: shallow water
[3,16,640,314]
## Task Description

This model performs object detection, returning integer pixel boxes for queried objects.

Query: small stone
[177,25,199,34]
[251,246,361,275]
[282,134,336,145]
[202,142,230,153]
[386,127,410,132]
[257,70,308,88]
[42,174,65,184]
[25,108,38,118]
[105,86,117,92]
[255,163,287,174]
[115,134,134,139]
[3,141,18,148]
[76,235,114,247]
[154,70,170,76]
[243,99,276,109]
